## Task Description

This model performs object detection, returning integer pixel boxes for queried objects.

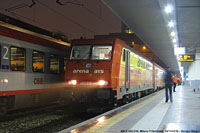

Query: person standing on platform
[173,74,178,92]
[179,76,182,85]
[164,67,173,102]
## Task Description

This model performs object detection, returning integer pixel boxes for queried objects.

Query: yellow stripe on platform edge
[84,90,164,133]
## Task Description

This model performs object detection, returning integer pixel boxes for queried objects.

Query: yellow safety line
[84,90,164,133]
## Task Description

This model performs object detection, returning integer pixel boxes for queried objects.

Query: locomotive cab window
[50,54,59,74]
[33,51,44,73]
[92,46,112,60]
[10,47,26,71]
[70,45,91,60]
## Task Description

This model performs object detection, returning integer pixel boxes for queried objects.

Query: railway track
[0,102,66,122]
[19,112,92,133]
[0,90,158,133]
[0,102,100,133]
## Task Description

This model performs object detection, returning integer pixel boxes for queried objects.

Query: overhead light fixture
[174,44,178,47]
[174,47,185,56]
[173,39,176,43]
[165,4,173,14]
[142,46,146,50]
[168,21,174,27]
[171,31,175,37]
[131,41,135,45]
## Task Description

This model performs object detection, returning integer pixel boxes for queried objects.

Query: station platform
[59,86,200,133]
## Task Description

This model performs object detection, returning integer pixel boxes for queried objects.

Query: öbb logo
[34,78,43,85]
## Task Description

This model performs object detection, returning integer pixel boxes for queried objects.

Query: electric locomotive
[65,38,164,106]
[0,14,70,115]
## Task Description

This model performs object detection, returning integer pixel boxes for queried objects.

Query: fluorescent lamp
[165,5,173,14]
[171,31,175,37]
[174,44,178,47]
[168,21,174,27]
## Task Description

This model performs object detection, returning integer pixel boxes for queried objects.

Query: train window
[10,47,26,71]
[50,54,59,74]
[92,46,112,60]
[32,51,44,73]
[70,45,91,60]
[64,56,67,71]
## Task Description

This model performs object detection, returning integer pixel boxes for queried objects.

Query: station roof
[102,0,200,73]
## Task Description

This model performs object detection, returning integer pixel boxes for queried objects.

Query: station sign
[179,55,195,62]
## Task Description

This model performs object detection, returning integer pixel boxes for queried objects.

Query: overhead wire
[3,0,92,37]
[76,0,120,30]
[3,5,75,37]
[56,0,84,6]
[55,0,120,30]
[4,11,75,37]
[35,0,95,34]
[5,0,36,12]
[3,0,120,38]
[57,0,103,20]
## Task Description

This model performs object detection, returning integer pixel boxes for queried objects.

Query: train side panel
[0,43,66,110]
[0,22,70,113]
[154,63,165,90]
[114,40,125,99]
[113,39,153,100]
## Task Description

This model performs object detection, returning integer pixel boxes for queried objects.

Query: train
[0,14,165,114]
[65,38,165,107]
[0,14,70,115]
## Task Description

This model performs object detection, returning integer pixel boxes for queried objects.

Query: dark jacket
[164,69,173,84]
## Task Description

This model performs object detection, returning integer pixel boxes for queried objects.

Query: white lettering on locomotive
[73,69,104,73]
[73,69,90,73]
[94,69,104,73]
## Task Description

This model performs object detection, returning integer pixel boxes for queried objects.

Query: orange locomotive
[65,38,164,105]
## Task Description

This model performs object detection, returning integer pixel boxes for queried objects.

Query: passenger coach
[0,14,70,115]
[65,38,165,106]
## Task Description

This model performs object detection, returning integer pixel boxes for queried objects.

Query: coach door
[125,50,130,90]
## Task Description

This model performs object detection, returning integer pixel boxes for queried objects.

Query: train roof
[0,13,70,50]
[154,62,165,71]
[72,38,114,45]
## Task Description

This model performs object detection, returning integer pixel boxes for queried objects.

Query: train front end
[65,39,115,104]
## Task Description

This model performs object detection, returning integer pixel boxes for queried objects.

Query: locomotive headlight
[98,80,108,86]
[69,80,77,85]
[3,78,8,83]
